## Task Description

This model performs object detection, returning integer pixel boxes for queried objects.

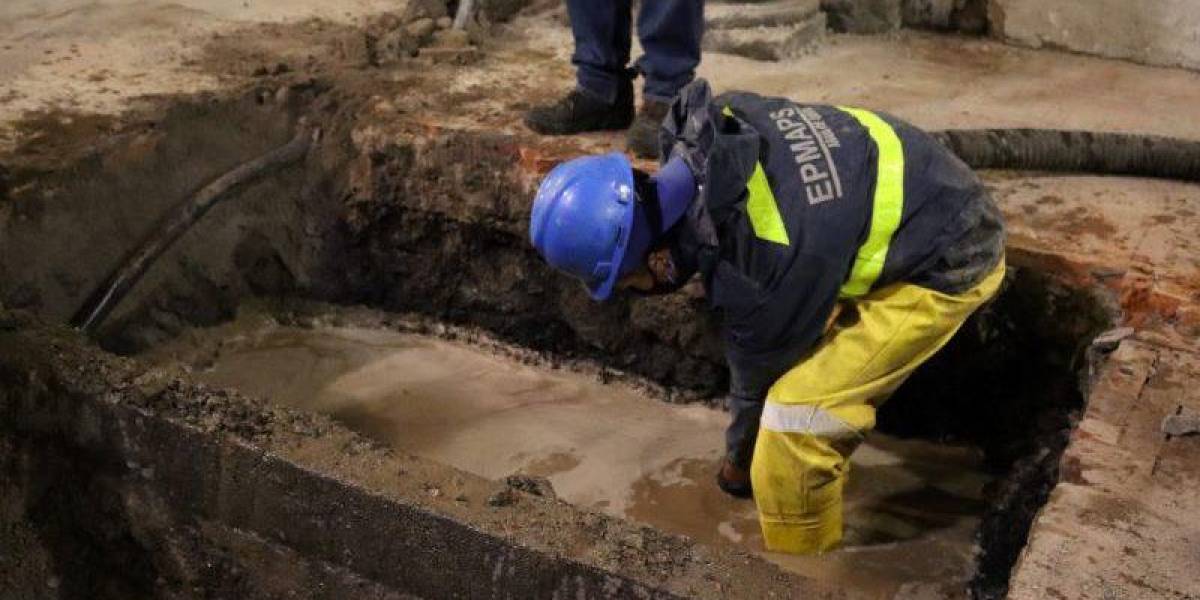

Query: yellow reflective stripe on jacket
[837,107,905,298]
[746,162,791,246]
[724,105,791,247]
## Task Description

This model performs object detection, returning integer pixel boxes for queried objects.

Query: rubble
[1090,326,1135,352]
[1162,408,1200,437]
[504,474,558,499]
[822,0,901,33]
[402,0,449,23]
[704,0,827,61]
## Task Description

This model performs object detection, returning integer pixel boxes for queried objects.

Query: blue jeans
[567,0,704,104]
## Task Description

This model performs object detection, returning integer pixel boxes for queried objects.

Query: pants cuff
[641,78,692,104]
[641,90,677,104]
[575,83,615,104]
[759,501,843,555]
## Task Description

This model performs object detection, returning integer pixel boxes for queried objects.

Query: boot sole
[524,114,635,136]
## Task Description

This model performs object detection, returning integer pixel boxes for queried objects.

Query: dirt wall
[0,84,362,354]
[339,130,729,400]
[1,310,831,599]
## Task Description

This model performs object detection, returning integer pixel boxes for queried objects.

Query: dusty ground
[0,0,399,151]
[1,2,1199,599]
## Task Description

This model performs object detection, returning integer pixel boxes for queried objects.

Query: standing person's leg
[751,262,1006,555]
[635,0,704,103]
[525,0,636,135]
[569,0,633,103]
[626,0,704,158]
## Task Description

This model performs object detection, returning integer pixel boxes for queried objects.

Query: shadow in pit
[844,469,990,547]
[2,434,159,599]
[877,263,1113,600]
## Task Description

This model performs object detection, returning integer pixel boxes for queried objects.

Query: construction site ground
[1,2,1199,599]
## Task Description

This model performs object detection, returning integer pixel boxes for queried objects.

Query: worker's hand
[716,458,753,499]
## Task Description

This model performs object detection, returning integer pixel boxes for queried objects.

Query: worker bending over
[528,80,1006,554]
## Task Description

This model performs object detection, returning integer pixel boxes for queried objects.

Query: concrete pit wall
[821,0,1200,71]
[0,312,822,599]
[990,0,1200,71]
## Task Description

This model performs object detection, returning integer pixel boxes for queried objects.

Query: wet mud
[150,316,994,597]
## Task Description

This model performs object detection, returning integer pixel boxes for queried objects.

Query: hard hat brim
[580,153,637,301]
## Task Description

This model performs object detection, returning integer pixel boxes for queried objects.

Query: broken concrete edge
[706,0,822,30]
[998,239,1192,334]
[0,312,851,600]
[701,0,827,61]
[1007,339,1200,599]
[1161,409,1200,437]
[702,12,828,62]
[989,0,1200,73]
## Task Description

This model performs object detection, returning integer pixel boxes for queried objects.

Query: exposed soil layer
[0,87,358,349]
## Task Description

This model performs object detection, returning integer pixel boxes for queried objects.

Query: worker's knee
[751,428,847,515]
[750,428,847,554]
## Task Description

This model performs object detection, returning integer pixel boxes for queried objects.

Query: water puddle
[150,320,990,597]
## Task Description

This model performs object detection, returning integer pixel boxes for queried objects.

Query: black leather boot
[524,77,635,135]
[626,99,670,159]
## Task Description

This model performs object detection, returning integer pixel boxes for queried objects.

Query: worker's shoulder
[718,91,863,124]
[705,89,946,157]
[713,89,795,110]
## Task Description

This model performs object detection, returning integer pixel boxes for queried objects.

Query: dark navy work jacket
[659,80,1005,403]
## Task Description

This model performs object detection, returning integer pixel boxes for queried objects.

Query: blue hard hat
[531,153,696,301]
[530,153,639,300]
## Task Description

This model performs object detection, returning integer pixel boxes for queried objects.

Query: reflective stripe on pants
[751,260,1007,555]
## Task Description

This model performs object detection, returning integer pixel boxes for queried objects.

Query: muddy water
[153,321,990,597]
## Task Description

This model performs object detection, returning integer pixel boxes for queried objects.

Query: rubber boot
[626,99,670,159]
[524,77,635,135]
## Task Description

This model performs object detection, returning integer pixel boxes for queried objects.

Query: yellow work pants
[751,261,1006,554]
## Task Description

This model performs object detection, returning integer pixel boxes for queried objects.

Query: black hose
[931,129,1200,182]
[71,129,316,335]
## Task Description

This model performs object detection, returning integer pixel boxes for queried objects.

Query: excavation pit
[0,75,1122,599]
[145,313,996,597]
[127,252,1108,599]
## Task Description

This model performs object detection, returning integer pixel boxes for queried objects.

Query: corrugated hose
[931,129,1200,182]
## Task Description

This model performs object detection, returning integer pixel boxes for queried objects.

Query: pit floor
[148,312,992,598]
